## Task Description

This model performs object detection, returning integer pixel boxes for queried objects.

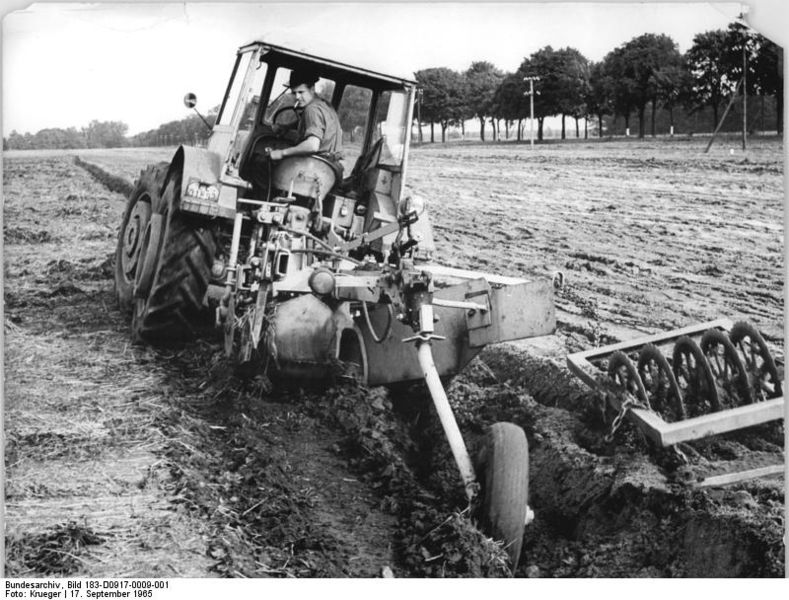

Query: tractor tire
[478,422,530,570]
[131,170,216,344]
[114,162,169,314]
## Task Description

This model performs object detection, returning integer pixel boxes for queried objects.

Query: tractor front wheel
[131,171,216,344]
[477,422,530,571]
[114,163,168,314]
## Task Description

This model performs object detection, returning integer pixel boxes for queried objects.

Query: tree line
[415,22,783,142]
[5,23,781,150]
[3,113,215,151]
[4,120,130,151]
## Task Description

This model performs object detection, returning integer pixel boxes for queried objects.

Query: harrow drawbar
[567,318,784,486]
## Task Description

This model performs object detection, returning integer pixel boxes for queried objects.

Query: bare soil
[3,136,784,577]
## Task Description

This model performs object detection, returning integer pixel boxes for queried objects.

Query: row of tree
[5,23,781,150]
[4,120,129,150]
[129,113,215,148]
[415,22,783,142]
[3,112,216,151]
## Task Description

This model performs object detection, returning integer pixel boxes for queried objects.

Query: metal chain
[604,396,636,443]
[670,443,689,465]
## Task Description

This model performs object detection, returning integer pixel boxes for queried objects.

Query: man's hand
[268,149,285,161]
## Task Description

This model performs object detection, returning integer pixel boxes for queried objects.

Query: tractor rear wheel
[478,422,530,571]
[114,163,168,314]
[131,170,216,344]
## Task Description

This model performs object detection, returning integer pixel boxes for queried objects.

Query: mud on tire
[114,162,169,314]
[132,170,216,344]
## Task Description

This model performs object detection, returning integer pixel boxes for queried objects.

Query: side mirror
[184,93,213,132]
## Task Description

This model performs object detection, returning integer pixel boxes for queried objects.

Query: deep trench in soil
[477,340,784,577]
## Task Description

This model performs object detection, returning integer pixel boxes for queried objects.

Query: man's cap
[287,69,320,89]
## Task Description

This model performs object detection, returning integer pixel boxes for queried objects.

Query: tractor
[115,40,557,568]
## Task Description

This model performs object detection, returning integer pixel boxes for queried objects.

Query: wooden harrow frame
[567,318,785,487]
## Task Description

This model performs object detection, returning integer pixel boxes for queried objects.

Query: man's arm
[269,135,319,161]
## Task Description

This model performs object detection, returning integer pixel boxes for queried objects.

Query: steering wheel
[272,105,299,129]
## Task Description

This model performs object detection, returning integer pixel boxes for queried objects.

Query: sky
[1,1,786,136]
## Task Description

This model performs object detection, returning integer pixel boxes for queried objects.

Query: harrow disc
[700,328,753,407]
[672,336,720,416]
[729,321,782,400]
[607,351,649,407]
[637,344,686,422]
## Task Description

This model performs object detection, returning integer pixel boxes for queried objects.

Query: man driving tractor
[268,69,343,163]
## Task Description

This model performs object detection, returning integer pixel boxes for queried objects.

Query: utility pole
[742,28,748,151]
[523,75,541,148]
[416,88,423,143]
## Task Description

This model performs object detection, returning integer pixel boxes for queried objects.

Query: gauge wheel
[477,422,530,571]
[729,321,781,400]
[672,336,721,415]
[700,328,753,407]
[607,351,649,407]
[637,343,686,422]
[114,163,168,314]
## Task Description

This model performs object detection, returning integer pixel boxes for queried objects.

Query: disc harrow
[568,318,784,486]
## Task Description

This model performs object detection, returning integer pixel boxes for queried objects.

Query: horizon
[3,2,783,137]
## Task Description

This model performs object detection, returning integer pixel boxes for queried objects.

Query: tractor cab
[193,41,431,260]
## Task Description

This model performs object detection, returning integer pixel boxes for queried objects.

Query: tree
[685,29,738,130]
[84,120,129,148]
[652,61,692,135]
[4,126,89,150]
[414,67,467,142]
[601,46,637,134]
[752,35,783,133]
[552,47,590,139]
[586,61,614,137]
[464,61,504,141]
[734,24,783,134]
[514,46,590,140]
[615,34,682,138]
[491,73,525,140]
[685,23,782,135]
[131,112,216,147]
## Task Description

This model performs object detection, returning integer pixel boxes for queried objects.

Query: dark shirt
[298,97,342,156]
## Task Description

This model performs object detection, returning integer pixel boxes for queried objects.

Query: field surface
[3,136,785,578]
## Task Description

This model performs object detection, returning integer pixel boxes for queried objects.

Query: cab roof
[239,40,417,92]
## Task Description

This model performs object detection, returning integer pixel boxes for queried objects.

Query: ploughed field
[408,137,784,344]
[3,136,784,578]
